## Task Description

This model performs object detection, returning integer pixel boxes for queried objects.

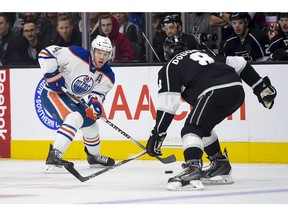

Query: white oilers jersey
[38,45,115,102]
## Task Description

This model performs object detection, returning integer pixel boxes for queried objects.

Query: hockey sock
[53,112,83,153]
[82,121,101,155]
[182,133,204,161]
[202,130,221,156]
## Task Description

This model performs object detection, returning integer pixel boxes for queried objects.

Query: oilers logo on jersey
[71,74,95,95]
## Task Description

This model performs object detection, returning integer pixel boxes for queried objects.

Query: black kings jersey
[157,50,242,112]
[223,28,269,61]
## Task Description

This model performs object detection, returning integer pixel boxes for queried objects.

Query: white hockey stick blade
[201,175,234,185]
[166,180,204,191]
[44,165,67,173]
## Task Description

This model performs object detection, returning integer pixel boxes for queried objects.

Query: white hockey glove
[253,76,277,109]
[146,129,167,157]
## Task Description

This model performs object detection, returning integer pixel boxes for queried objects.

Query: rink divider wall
[11,140,288,163]
[3,64,288,163]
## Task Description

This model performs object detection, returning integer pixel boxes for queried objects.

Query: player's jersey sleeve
[38,45,70,75]
[226,56,261,87]
[225,56,247,75]
[157,64,182,114]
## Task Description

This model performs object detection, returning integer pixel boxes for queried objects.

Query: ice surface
[0,159,287,215]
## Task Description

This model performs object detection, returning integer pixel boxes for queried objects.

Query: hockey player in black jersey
[223,12,269,61]
[146,35,277,191]
[269,13,288,61]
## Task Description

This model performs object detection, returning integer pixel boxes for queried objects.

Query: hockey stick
[64,150,147,182]
[62,88,176,164]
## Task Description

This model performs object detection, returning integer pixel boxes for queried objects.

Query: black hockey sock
[184,147,203,162]
[204,139,221,157]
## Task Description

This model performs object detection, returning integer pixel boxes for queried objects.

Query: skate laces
[53,149,70,162]
[203,159,217,172]
[95,154,109,163]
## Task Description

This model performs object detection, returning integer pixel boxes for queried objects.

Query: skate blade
[201,175,234,185]
[44,165,67,173]
[166,180,204,191]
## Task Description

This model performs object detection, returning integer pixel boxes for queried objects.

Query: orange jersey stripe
[48,92,71,119]
[39,51,52,57]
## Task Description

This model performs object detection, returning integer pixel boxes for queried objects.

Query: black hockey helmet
[163,35,188,61]
[278,12,288,19]
[229,12,251,22]
[163,14,182,26]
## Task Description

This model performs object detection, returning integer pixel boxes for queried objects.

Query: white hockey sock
[53,112,83,153]
[182,133,204,151]
[202,130,218,148]
[82,121,101,155]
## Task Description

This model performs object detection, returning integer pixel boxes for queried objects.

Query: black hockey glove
[253,76,277,109]
[269,49,288,61]
[146,129,167,157]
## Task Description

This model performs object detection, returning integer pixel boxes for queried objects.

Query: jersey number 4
[190,51,215,65]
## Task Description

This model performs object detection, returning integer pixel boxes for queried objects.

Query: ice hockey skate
[84,146,115,168]
[166,160,204,191]
[201,148,234,184]
[44,144,74,173]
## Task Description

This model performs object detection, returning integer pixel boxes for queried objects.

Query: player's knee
[202,130,218,147]
[181,124,205,138]
[182,133,204,151]
[65,111,84,129]
[82,121,99,137]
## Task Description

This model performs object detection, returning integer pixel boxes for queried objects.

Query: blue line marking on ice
[87,188,288,204]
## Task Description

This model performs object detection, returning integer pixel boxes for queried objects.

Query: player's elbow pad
[226,56,246,75]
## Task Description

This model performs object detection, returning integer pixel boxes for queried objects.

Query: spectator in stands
[52,14,82,47]
[163,14,208,49]
[261,13,280,40]
[153,13,210,62]
[152,12,170,62]
[78,12,100,43]
[0,13,23,66]
[20,20,51,65]
[43,12,58,43]
[98,13,136,63]
[112,12,139,43]
[268,13,288,61]
[57,12,81,31]
[13,13,52,42]
[128,13,145,32]
[3,13,16,29]
[111,12,144,61]
[223,12,269,61]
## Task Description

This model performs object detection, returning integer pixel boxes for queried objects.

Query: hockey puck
[165,170,173,174]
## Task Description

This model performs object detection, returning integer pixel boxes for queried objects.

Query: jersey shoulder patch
[68,46,90,63]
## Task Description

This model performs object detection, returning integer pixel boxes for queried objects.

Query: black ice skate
[166,159,204,191]
[84,146,115,168]
[201,148,234,184]
[44,144,74,173]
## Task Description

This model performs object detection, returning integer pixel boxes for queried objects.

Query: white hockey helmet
[91,35,113,62]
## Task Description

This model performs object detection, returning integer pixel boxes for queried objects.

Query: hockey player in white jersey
[38,35,116,172]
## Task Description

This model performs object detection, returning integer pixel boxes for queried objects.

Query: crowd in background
[1,12,288,67]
